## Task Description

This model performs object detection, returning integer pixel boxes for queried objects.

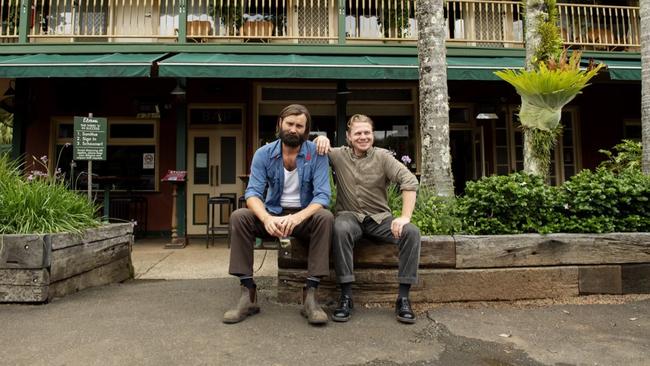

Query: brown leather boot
[300,287,328,325]
[223,286,260,324]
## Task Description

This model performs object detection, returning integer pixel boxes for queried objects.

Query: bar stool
[238,196,247,209]
[207,196,235,248]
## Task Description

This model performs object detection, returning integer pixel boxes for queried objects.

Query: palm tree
[417,0,454,196]
[642,0,650,175]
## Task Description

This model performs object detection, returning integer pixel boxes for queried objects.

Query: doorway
[186,117,245,236]
[450,127,485,194]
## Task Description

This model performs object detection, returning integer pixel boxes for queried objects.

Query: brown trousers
[228,207,333,277]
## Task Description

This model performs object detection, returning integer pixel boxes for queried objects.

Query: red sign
[161,170,187,182]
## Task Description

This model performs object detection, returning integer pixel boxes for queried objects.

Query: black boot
[331,294,354,322]
[395,297,416,324]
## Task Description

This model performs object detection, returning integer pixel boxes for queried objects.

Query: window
[507,106,580,185]
[623,120,641,141]
[52,118,159,192]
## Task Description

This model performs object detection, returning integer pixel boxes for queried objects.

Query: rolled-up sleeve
[383,151,418,191]
[244,149,267,201]
[309,151,331,208]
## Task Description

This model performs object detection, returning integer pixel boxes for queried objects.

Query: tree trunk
[417,0,454,196]
[524,0,546,71]
[642,1,650,175]
[523,129,544,176]
[523,0,548,175]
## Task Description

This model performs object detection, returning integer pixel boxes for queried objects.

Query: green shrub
[598,140,642,174]
[550,167,650,233]
[388,184,461,235]
[456,172,560,234]
[0,154,101,234]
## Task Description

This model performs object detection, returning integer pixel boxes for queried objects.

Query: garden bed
[0,223,134,303]
[277,233,650,303]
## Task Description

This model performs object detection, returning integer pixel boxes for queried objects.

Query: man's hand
[263,215,286,237]
[278,213,304,237]
[263,214,305,237]
[313,135,331,155]
[391,216,411,239]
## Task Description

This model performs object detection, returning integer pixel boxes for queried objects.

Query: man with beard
[223,104,333,325]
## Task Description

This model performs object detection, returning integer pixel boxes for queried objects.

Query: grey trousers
[228,207,333,278]
[332,213,421,285]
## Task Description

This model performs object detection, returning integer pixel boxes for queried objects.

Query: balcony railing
[0,0,20,43]
[558,3,640,51]
[0,0,641,52]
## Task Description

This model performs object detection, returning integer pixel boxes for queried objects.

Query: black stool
[238,196,247,209]
[207,196,235,248]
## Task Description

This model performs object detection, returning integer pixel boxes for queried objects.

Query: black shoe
[395,297,416,324]
[331,295,353,322]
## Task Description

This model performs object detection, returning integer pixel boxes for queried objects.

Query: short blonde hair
[346,114,374,132]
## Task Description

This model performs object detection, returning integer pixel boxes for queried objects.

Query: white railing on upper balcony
[185,0,337,43]
[345,0,524,47]
[558,3,640,51]
[0,0,20,43]
[345,0,417,40]
[29,0,180,41]
[0,0,641,51]
[443,0,523,47]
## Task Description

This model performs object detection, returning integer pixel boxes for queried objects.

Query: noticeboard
[73,116,107,161]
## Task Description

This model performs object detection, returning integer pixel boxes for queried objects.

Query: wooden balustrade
[0,0,640,51]
[0,0,21,43]
[558,3,640,51]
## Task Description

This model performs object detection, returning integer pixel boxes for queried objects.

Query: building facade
[0,0,642,239]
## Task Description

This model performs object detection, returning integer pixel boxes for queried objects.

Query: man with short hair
[315,114,420,324]
[224,104,333,325]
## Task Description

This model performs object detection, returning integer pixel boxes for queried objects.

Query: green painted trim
[178,0,187,44]
[337,0,345,45]
[11,79,26,160]
[0,42,640,60]
[0,43,417,55]
[103,190,110,219]
[18,0,29,44]
[175,91,187,236]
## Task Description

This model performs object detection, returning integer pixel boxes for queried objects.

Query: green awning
[601,59,641,81]
[448,56,523,80]
[158,53,524,80]
[0,53,165,78]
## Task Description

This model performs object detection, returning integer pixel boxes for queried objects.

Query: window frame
[51,117,160,192]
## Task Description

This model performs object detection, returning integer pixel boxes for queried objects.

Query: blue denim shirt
[244,139,331,215]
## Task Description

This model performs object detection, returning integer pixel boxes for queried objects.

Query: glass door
[186,129,244,236]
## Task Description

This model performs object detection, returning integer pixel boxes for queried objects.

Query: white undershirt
[280,168,301,208]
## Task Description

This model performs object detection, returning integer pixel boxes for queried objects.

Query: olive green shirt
[330,146,419,223]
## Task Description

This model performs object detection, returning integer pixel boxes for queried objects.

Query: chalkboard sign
[73,116,107,161]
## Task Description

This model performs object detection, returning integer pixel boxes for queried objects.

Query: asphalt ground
[1,239,647,366]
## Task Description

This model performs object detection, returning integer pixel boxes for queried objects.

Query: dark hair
[346,114,374,132]
[277,104,311,137]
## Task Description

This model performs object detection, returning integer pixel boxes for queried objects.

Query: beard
[279,130,305,147]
